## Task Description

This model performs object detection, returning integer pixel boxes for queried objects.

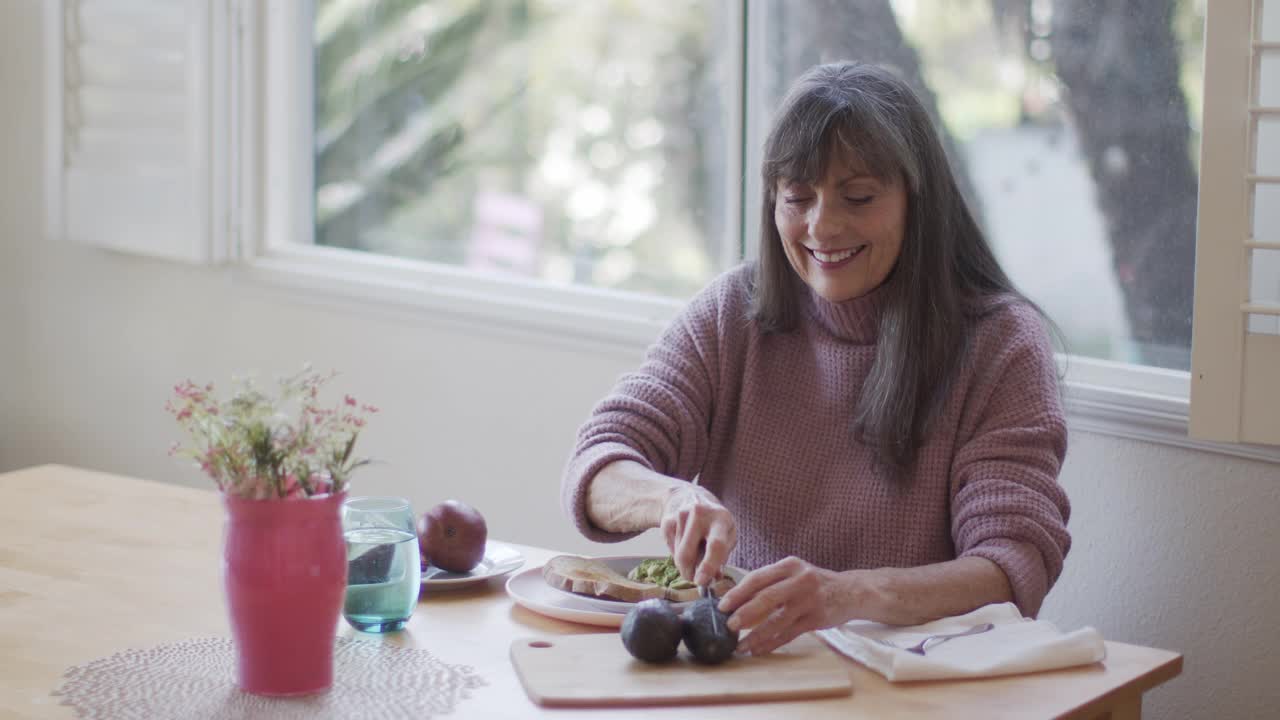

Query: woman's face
[774,152,907,303]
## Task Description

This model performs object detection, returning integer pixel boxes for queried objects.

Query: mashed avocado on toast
[626,557,697,590]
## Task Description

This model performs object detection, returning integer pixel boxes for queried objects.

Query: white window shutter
[1190,0,1280,446]
[46,0,232,264]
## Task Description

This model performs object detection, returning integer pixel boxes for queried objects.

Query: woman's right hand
[660,483,737,587]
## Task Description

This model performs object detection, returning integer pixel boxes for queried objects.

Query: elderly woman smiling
[561,62,1070,657]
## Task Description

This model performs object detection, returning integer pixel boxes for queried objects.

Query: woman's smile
[808,244,869,269]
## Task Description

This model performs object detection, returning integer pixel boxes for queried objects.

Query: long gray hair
[750,61,1030,473]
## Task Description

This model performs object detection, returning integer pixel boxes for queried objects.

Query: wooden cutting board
[509,632,853,707]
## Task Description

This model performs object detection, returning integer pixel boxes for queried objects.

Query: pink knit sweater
[562,265,1071,617]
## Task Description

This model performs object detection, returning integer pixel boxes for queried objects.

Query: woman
[560,62,1070,657]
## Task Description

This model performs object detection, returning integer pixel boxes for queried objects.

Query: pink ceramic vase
[223,491,347,696]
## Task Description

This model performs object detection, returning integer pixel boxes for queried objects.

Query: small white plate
[505,556,747,627]
[421,541,524,589]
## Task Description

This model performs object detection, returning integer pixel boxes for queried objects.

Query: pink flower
[173,380,210,403]
[168,366,375,500]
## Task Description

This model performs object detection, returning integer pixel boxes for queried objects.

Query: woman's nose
[808,198,844,242]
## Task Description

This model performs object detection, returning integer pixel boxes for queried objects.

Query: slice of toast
[541,555,736,603]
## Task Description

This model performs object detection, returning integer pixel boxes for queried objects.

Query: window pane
[1248,314,1280,335]
[1255,184,1280,240]
[1251,248,1280,304]
[1258,118,1280,177]
[1264,0,1280,42]
[1251,248,1280,336]
[313,0,733,299]
[1260,50,1280,107]
[755,0,1205,370]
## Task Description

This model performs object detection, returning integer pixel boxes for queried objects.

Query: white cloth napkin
[815,602,1106,682]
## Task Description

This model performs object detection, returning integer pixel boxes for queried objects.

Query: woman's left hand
[716,556,855,656]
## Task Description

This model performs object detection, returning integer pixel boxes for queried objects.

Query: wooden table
[0,465,1181,719]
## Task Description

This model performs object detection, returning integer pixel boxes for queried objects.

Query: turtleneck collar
[802,280,889,344]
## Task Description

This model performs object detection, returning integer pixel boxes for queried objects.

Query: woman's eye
[846,195,874,205]
[783,196,812,205]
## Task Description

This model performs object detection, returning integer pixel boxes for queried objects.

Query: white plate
[421,541,524,589]
[505,565,626,628]
[504,556,747,627]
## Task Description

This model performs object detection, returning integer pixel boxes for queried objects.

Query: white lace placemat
[52,636,486,719]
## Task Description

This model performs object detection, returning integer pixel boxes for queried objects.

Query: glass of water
[341,496,422,632]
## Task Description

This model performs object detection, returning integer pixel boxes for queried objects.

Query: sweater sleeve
[950,304,1071,618]
[560,277,727,543]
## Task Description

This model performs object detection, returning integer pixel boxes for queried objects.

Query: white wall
[3,3,1278,718]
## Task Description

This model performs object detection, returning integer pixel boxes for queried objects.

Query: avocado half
[620,598,684,663]
[681,596,739,665]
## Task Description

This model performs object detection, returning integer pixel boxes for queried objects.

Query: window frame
[1189,0,1280,447]
[234,1,1280,463]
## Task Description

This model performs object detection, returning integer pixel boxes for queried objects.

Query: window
[310,0,1207,373]
[312,0,738,300]
[42,1,1280,455]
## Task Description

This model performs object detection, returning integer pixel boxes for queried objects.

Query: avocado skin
[620,599,684,663]
[681,597,739,665]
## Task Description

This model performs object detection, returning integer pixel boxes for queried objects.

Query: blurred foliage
[314,0,726,299]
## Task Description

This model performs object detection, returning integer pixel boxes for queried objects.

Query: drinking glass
[340,496,422,632]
